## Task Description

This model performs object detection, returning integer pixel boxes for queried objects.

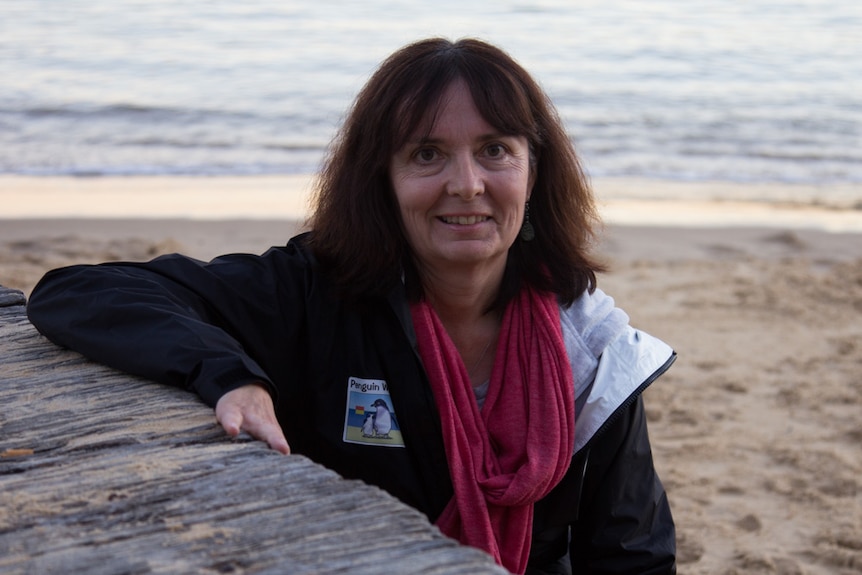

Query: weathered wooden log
[0,285,509,574]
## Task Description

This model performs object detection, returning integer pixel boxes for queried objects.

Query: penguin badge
[343,376,405,447]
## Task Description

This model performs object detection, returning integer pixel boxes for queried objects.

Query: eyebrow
[409,132,518,145]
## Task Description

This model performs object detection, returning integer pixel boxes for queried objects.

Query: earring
[519,201,535,241]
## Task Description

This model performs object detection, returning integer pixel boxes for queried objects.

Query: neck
[419,261,504,324]
[418,260,505,387]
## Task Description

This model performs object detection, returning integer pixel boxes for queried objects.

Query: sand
[1,176,861,573]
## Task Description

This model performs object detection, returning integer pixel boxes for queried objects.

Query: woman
[28,38,677,574]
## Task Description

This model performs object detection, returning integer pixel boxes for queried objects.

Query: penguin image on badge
[361,412,375,438]
[370,398,392,439]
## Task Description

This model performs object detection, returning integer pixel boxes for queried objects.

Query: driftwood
[0,286,508,574]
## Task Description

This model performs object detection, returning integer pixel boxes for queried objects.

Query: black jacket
[28,233,676,574]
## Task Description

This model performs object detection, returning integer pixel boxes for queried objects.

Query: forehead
[409,80,500,141]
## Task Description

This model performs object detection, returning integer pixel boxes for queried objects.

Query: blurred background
[2,0,860,194]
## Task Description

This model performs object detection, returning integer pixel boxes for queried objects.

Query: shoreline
[1,218,860,265]
[2,175,861,232]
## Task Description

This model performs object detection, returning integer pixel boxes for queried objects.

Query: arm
[29,252,279,402]
[570,396,676,574]
[27,242,313,452]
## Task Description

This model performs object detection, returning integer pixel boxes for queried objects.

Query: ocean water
[2,0,861,194]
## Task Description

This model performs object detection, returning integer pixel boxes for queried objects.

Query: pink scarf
[410,287,574,574]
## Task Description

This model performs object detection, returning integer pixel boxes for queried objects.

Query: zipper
[579,351,677,455]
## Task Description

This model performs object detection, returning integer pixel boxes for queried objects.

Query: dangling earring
[519,201,535,241]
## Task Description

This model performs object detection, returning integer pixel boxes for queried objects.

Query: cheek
[494,172,531,209]
[393,177,436,217]
[392,182,432,244]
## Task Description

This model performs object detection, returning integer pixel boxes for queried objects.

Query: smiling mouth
[439,215,490,225]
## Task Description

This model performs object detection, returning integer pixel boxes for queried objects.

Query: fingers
[217,402,244,437]
[259,425,291,455]
[215,383,291,455]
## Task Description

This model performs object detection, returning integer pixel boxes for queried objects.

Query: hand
[215,383,291,455]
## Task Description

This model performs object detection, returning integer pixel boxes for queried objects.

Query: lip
[438,215,491,225]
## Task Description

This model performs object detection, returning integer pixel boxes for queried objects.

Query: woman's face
[389,80,533,278]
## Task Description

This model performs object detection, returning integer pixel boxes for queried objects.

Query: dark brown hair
[308,37,604,306]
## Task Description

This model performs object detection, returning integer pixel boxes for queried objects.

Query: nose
[446,153,484,199]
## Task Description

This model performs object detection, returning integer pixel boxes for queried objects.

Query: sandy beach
[1,176,861,573]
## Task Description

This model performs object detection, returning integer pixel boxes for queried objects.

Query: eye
[414,147,439,163]
[484,143,507,158]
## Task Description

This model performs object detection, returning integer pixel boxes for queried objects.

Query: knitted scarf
[410,287,574,574]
